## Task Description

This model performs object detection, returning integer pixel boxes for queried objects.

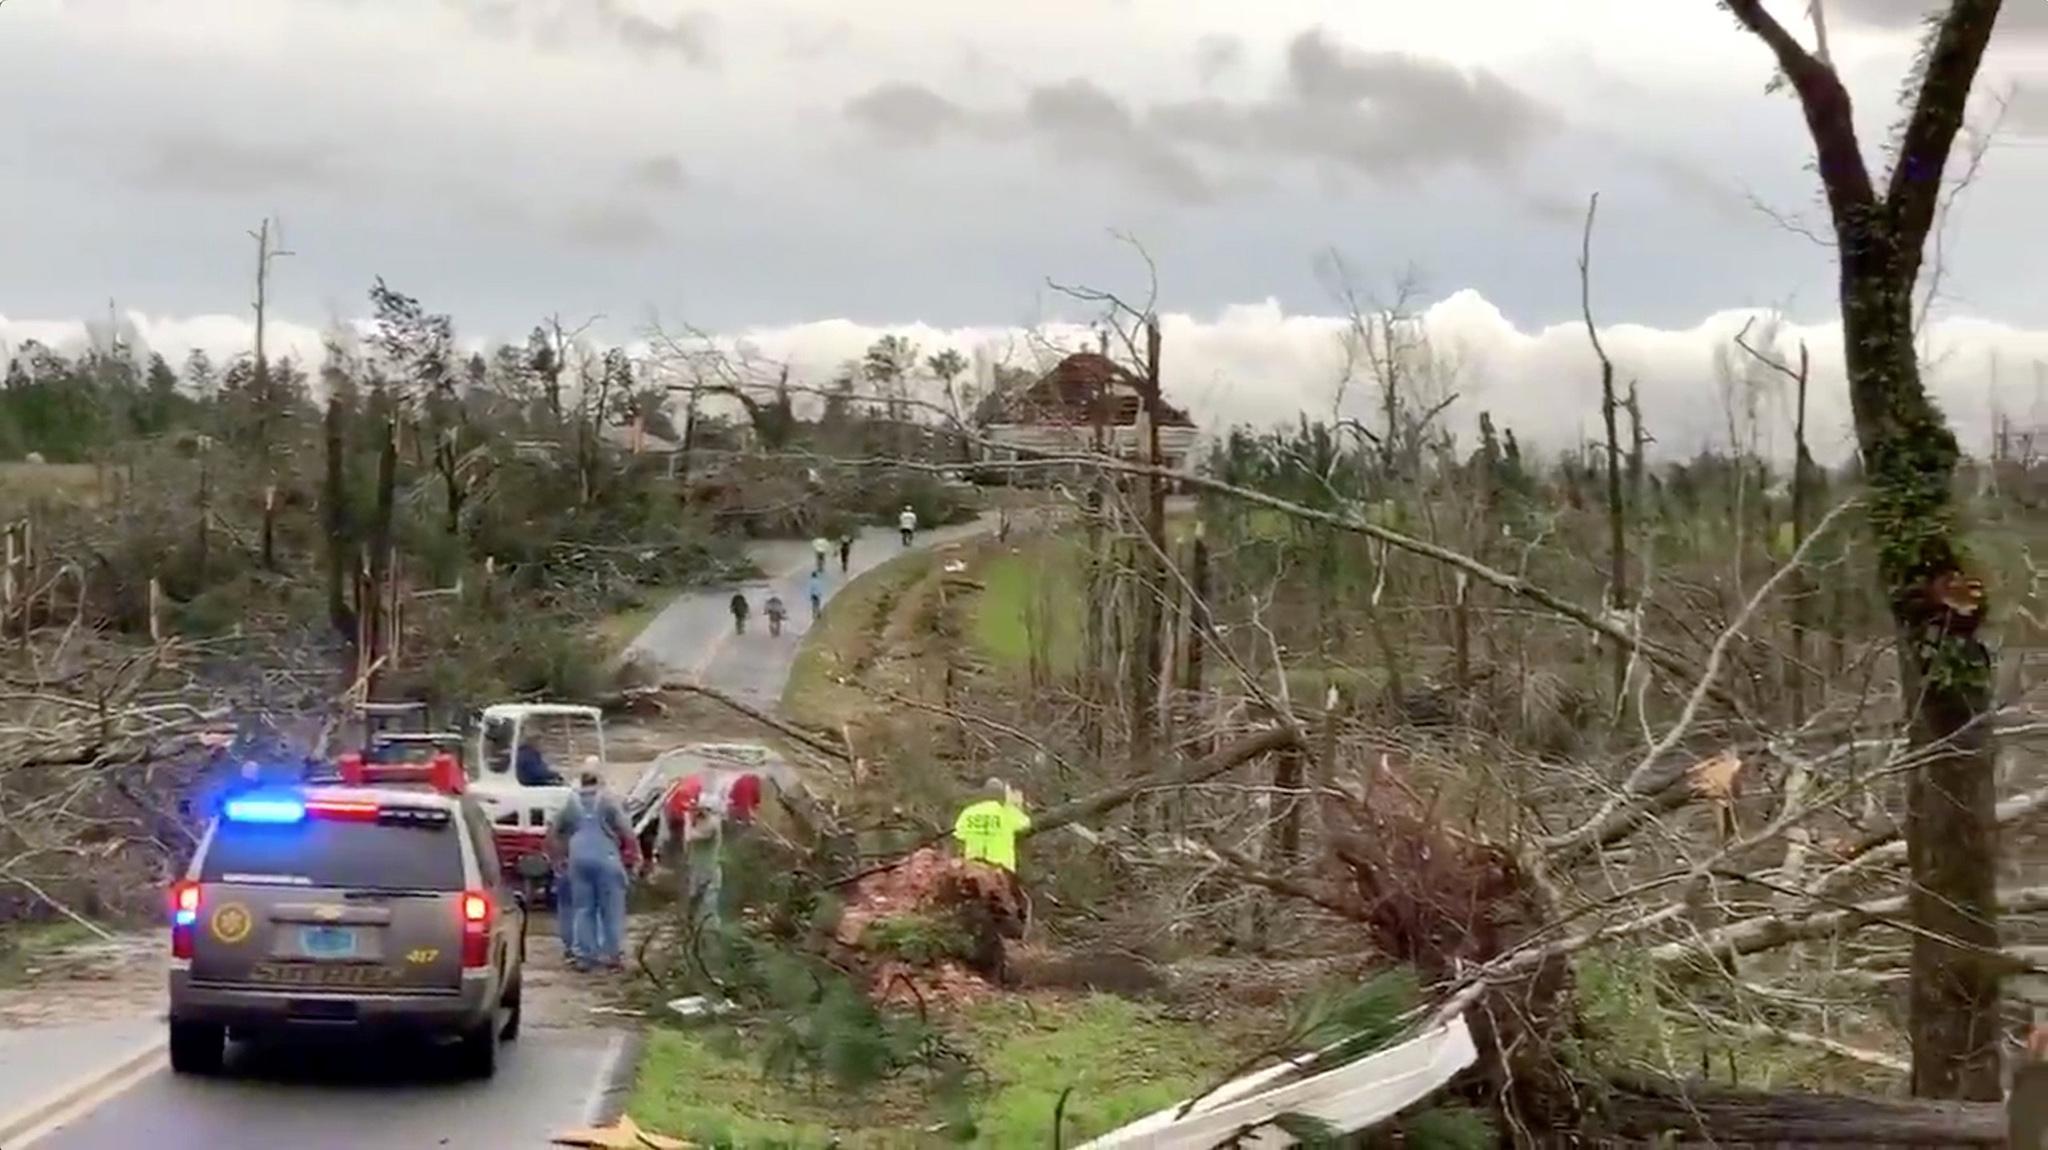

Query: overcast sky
[5,0,2048,457]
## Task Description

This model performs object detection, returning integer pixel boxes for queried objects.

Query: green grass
[0,461,102,514]
[628,994,1249,1149]
[971,537,1084,674]
[0,920,101,986]
[782,549,937,732]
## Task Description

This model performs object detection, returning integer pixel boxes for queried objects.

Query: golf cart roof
[479,703,602,722]
[665,742,775,766]
[370,731,464,744]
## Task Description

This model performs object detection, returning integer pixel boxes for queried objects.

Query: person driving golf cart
[513,731,564,787]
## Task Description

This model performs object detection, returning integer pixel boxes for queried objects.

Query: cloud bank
[7,293,2048,466]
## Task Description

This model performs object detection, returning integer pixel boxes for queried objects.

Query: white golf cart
[622,741,797,861]
[466,702,609,901]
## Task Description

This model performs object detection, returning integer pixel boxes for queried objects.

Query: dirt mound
[835,847,1025,1006]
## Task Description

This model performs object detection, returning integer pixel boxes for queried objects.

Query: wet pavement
[33,1028,625,1149]
[623,516,995,708]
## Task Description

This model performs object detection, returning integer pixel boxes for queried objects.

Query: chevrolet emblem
[313,905,343,922]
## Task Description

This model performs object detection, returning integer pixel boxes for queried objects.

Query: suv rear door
[189,799,470,995]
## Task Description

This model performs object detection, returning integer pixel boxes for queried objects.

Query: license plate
[300,925,359,958]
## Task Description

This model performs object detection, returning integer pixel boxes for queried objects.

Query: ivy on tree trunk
[1722,0,2004,1100]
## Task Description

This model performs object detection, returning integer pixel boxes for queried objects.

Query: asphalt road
[623,516,996,708]
[35,1029,627,1150]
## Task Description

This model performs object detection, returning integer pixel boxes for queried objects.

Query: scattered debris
[551,1114,691,1149]
[1685,749,1743,800]
[666,995,738,1019]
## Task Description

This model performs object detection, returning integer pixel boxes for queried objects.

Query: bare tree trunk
[544,316,566,422]
[322,396,355,648]
[1182,529,1209,694]
[1625,381,1647,515]
[195,446,210,585]
[1081,409,1108,761]
[1581,193,1629,702]
[251,219,271,455]
[436,429,463,537]
[365,419,398,695]
[261,483,277,572]
[1789,342,1814,726]
[1724,0,2004,1100]
[1129,319,1168,826]
[677,383,701,493]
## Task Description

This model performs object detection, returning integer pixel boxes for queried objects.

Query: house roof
[600,421,680,453]
[977,351,1195,429]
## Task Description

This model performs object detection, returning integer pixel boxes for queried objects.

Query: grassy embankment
[629,994,1243,1149]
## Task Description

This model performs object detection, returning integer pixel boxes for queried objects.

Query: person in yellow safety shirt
[952,777,1030,872]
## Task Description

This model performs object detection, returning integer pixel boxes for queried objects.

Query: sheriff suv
[166,752,527,1078]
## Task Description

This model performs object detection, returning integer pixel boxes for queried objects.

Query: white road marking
[578,1033,628,1124]
[2,1044,167,1148]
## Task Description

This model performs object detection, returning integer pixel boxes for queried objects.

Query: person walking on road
[545,761,641,972]
[838,534,853,574]
[728,591,749,635]
[807,569,824,617]
[898,504,918,547]
[764,593,787,637]
[812,534,831,574]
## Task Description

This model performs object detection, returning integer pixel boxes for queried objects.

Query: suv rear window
[200,816,465,891]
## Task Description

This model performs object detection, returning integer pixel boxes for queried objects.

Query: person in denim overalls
[545,762,640,971]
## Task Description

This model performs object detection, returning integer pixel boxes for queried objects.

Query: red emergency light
[336,750,466,795]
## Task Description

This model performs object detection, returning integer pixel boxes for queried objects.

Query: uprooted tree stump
[1317,760,1585,1137]
[832,847,1026,1007]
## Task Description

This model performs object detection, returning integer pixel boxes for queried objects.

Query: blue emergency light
[222,794,307,824]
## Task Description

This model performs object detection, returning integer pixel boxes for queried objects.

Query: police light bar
[334,751,466,795]
[223,793,306,824]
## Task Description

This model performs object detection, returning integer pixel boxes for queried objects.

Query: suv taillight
[459,890,492,968]
[170,881,200,960]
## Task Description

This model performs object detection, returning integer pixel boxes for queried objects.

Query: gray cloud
[1635,151,1755,223]
[1194,34,1243,88]
[843,30,1548,202]
[561,201,664,248]
[433,0,715,64]
[1829,0,2048,33]
[592,0,715,65]
[845,82,970,145]
[783,17,853,60]
[626,153,688,190]
[138,133,344,194]
[1152,29,1557,178]
[1023,79,1217,203]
